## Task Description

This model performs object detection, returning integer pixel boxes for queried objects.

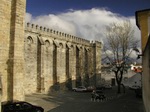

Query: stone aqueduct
[0,0,101,102]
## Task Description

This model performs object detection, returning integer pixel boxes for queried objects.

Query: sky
[25,0,150,48]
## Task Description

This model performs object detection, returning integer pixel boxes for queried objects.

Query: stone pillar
[88,47,94,86]
[66,44,77,89]
[76,46,81,87]
[70,45,76,88]
[41,43,46,93]
[43,40,53,93]
[10,0,26,101]
[45,42,53,92]
[37,42,45,92]
[85,49,89,75]
[57,43,66,91]
[66,44,71,90]
[80,47,85,86]
[83,48,89,87]
[52,43,57,85]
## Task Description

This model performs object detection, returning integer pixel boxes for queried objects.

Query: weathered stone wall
[0,0,101,102]
[0,0,26,101]
[24,23,102,94]
[24,33,38,94]
[0,0,11,101]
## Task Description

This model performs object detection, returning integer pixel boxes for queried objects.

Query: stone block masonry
[0,0,101,102]
[24,23,102,94]
[0,0,26,102]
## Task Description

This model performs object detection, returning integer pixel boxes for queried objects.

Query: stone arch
[85,47,89,51]
[53,40,59,47]
[76,45,81,51]
[26,36,33,44]
[45,40,50,47]
[71,44,74,49]
[59,43,63,48]
[66,43,71,49]
[25,36,35,52]
[37,36,44,45]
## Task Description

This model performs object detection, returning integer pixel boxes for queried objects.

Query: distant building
[101,64,141,87]
[130,63,142,73]
[101,64,116,86]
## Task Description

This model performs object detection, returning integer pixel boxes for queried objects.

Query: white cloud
[25,8,141,44]
[25,13,32,23]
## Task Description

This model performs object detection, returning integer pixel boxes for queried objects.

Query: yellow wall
[136,9,150,112]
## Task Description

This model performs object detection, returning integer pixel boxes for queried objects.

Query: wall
[142,37,150,112]
[0,0,26,101]
[136,9,150,112]
[0,0,102,102]
[24,23,102,94]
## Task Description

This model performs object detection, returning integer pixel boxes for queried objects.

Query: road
[25,87,144,112]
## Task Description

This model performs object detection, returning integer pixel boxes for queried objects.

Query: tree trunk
[117,83,121,94]
[114,71,122,94]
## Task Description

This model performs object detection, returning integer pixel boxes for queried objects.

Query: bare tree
[103,21,139,93]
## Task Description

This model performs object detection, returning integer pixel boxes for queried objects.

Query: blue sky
[25,0,149,52]
[26,0,150,17]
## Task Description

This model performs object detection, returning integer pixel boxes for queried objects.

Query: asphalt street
[25,87,144,112]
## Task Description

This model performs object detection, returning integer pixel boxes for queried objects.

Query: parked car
[86,86,95,92]
[129,85,140,90]
[2,101,44,112]
[72,86,87,92]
